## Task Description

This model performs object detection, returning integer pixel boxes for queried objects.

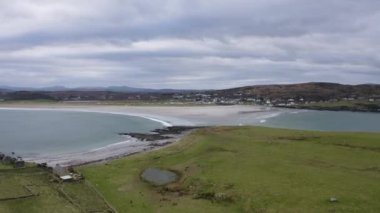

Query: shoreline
[0,105,278,166]
[23,127,199,167]
[2,104,380,166]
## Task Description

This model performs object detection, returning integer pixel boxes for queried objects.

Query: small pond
[141,168,179,185]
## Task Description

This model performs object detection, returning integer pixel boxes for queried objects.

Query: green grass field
[1,126,379,212]
[0,167,113,213]
[78,126,380,212]
[298,100,380,112]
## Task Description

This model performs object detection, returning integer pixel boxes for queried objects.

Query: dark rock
[119,126,204,142]
[122,133,171,141]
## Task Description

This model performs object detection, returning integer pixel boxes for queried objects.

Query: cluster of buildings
[0,153,25,168]
[0,152,83,183]
[53,164,83,182]
[167,92,380,107]
[169,92,300,106]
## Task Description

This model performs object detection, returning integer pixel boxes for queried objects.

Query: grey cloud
[0,0,380,89]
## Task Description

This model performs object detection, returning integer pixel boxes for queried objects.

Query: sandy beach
[1,105,282,166]
[0,104,281,126]
[23,131,193,167]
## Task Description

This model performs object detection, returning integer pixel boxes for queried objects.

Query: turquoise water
[0,110,163,156]
[259,110,380,132]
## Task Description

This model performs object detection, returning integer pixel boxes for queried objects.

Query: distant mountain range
[0,85,194,93]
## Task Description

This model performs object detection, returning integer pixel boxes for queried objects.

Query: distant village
[166,92,379,107]
[1,82,379,111]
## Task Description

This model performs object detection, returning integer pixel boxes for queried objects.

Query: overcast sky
[0,0,380,89]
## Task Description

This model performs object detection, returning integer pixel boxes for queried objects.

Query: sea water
[1,108,379,158]
[0,109,163,156]
[254,110,380,132]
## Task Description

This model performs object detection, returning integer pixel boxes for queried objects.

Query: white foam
[0,107,173,127]
[256,112,282,119]
[90,138,142,152]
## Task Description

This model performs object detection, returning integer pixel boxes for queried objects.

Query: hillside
[213,82,380,101]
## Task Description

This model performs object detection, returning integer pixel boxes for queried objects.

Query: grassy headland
[287,100,380,112]
[78,126,380,212]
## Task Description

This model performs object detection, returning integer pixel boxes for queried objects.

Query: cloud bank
[0,0,379,89]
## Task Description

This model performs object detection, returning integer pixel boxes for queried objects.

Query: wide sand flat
[0,104,282,126]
